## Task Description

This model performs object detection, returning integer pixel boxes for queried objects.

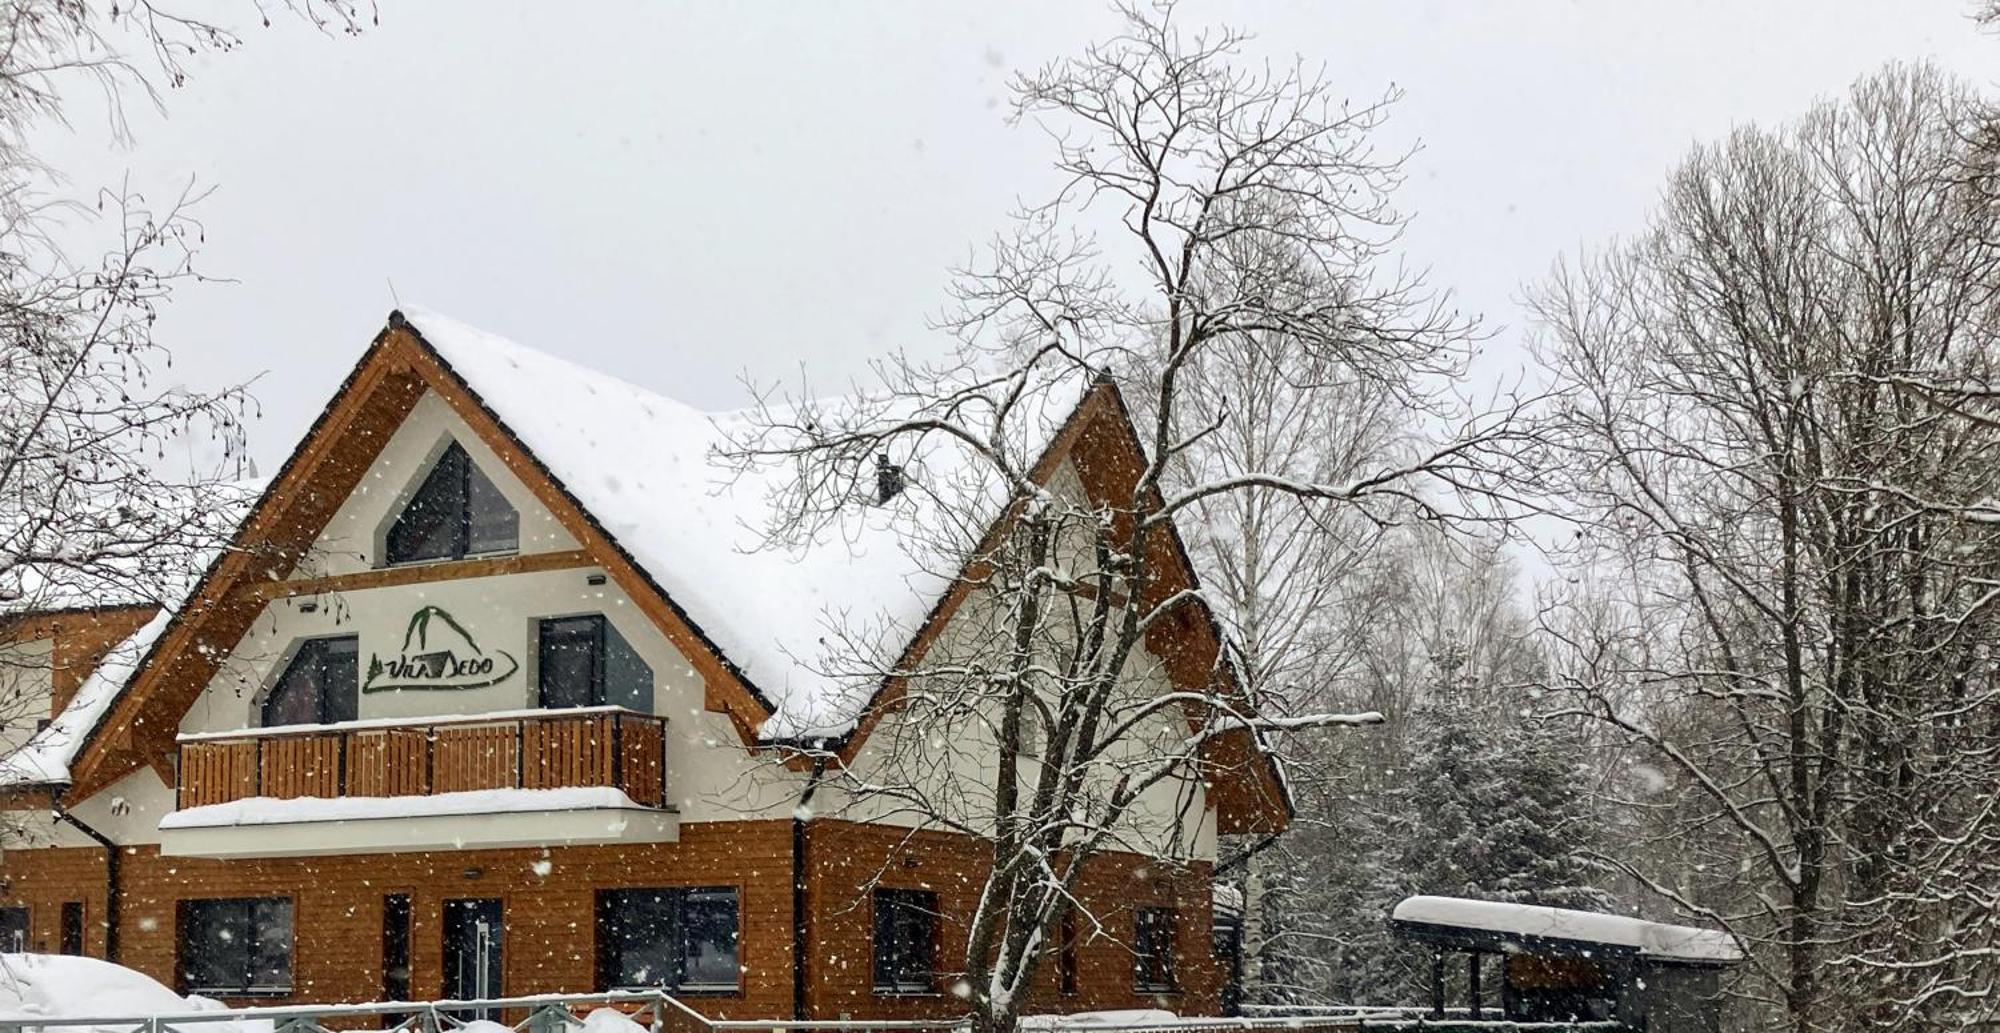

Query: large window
[60,902,82,956]
[261,637,358,727]
[179,898,294,996]
[382,894,412,1002]
[385,441,518,565]
[596,888,740,992]
[872,888,938,994]
[538,615,653,711]
[1058,910,1079,996]
[1133,907,1178,993]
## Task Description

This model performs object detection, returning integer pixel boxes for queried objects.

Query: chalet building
[0,310,1286,1018]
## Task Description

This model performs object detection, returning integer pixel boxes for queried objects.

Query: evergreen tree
[1358,696,1612,1005]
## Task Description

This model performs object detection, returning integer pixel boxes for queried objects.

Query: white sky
[29,1,2000,472]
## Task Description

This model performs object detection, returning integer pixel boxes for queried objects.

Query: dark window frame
[261,635,359,728]
[59,901,83,955]
[1212,909,1243,960]
[0,906,27,952]
[177,897,295,997]
[871,887,940,995]
[1133,906,1179,994]
[539,614,607,709]
[384,441,519,567]
[594,886,742,994]
[382,893,412,1002]
[1058,909,1079,996]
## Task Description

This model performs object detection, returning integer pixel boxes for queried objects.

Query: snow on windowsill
[161,786,658,829]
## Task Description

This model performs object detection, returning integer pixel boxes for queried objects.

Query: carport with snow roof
[1389,895,1742,1033]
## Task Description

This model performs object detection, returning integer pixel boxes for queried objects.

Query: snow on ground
[0,956,653,1033]
[1020,1010,1182,1029]
[580,1010,652,1033]
[0,954,269,1033]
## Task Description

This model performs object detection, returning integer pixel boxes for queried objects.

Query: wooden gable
[834,379,1293,834]
[55,314,1289,833]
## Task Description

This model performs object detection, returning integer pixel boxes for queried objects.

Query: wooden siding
[0,822,1222,1020]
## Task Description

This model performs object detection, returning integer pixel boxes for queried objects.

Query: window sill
[871,989,944,998]
[607,987,739,998]
[188,988,293,999]
[1135,986,1181,995]
[380,548,520,571]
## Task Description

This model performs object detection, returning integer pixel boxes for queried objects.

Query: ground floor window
[872,888,939,994]
[0,907,26,952]
[382,894,412,1001]
[1134,906,1178,993]
[178,898,294,996]
[60,902,83,955]
[596,887,740,992]
[1059,909,1079,996]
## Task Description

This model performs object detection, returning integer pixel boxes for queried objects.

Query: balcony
[163,707,676,858]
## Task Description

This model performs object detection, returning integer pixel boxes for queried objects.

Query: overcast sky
[30,2,2000,472]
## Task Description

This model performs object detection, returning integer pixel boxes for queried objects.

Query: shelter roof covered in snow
[1391,895,1742,965]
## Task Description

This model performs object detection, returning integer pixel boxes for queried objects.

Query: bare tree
[0,2,367,779]
[1533,64,2000,1033]
[724,5,1527,1031]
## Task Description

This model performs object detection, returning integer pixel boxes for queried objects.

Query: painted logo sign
[363,605,520,693]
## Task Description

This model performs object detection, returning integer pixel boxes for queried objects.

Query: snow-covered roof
[406,307,1088,740]
[0,484,261,788]
[1391,895,1742,964]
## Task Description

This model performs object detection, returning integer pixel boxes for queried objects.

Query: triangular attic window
[385,441,519,564]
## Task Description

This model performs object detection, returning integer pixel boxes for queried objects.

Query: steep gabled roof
[404,308,1084,741]
[44,310,1289,830]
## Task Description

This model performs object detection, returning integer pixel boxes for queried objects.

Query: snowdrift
[0,955,264,1033]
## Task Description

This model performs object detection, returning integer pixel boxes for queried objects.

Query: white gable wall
[174,572,796,832]
[824,456,1222,862]
[0,638,53,757]
[167,388,798,835]
[304,392,578,577]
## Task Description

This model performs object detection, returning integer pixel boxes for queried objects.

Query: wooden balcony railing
[175,707,668,811]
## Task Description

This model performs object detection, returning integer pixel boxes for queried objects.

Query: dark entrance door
[0,907,28,951]
[443,898,503,1014]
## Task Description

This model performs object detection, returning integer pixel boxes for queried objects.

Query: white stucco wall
[821,456,1222,863]
[303,392,579,577]
[0,638,53,758]
[177,566,795,825]
[172,389,796,827]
